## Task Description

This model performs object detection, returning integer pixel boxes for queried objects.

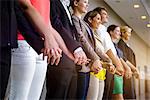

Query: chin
[84,11,87,13]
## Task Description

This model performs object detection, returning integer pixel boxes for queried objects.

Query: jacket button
[8,43,10,46]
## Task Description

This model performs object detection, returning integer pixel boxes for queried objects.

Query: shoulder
[72,15,79,21]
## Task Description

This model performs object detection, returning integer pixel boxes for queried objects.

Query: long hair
[83,10,99,25]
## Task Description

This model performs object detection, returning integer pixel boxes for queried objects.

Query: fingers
[50,48,62,65]
[115,70,122,76]
[42,48,62,65]
[54,57,61,66]
[92,66,102,74]
[125,72,132,79]
[47,48,55,64]
[74,50,89,66]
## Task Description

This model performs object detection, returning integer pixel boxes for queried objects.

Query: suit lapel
[83,22,96,48]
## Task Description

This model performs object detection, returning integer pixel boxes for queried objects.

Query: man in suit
[46,0,88,99]
[0,0,62,99]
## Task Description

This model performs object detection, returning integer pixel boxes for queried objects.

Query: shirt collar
[60,0,70,7]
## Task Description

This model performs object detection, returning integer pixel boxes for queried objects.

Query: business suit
[72,15,99,99]
[0,1,44,99]
[118,39,136,99]
[46,0,81,99]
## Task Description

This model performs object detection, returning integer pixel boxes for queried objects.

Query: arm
[126,60,139,79]
[50,0,87,65]
[94,39,111,63]
[120,58,132,79]
[72,16,100,61]
[106,49,124,75]
[50,26,74,60]
[18,0,61,65]
[50,0,81,53]
[14,2,44,54]
[72,16,104,70]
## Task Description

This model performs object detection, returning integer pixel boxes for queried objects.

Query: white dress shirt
[60,0,73,25]
[96,24,117,56]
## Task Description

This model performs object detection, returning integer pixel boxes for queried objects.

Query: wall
[148,48,150,66]
[89,0,150,67]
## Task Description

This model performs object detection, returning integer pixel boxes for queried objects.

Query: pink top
[30,0,50,25]
[18,0,50,40]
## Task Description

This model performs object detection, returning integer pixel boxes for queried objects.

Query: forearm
[126,60,136,71]
[51,28,74,60]
[95,47,111,62]
[106,49,123,68]
[18,0,51,38]
[120,58,130,70]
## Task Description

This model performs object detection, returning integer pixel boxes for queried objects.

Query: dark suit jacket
[117,39,136,99]
[50,0,81,53]
[0,1,44,54]
[118,39,136,66]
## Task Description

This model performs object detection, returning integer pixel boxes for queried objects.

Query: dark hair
[83,10,99,25]
[107,24,119,34]
[93,7,107,14]
[70,0,80,9]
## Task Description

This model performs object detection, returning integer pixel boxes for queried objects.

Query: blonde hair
[120,26,132,36]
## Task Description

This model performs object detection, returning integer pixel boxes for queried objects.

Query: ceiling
[104,0,150,47]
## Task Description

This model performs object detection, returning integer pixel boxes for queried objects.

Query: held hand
[132,68,140,79]
[102,62,116,74]
[124,68,133,79]
[91,60,103,74]
[41,35,62,65]
[73,49,89,65]
[116,66,124,76]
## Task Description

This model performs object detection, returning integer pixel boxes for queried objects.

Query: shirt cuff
[74,47,83,53]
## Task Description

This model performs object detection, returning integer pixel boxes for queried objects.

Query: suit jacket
[50,0,81,53]
[117,39,136,99]
[0,1,44,54]
[72,15,99,61]
[72,15,110,63]
[118,39,136,66]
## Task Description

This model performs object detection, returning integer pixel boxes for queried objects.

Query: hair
[83,10,99,25]
[70,0,80,9]
[107,24,119,36]
[93,7,107,14]
[107,24,119,34]
[120,26,132,36]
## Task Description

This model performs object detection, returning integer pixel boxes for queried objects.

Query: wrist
[74,47,83,54]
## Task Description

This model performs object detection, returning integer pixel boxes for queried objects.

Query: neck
[122,38,128,43]
[92,27,97,31]
[73,10,82,19]
[112,38,117,43]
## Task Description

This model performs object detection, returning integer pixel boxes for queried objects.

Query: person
[118,26,139,99]
[107,24,133,100]
[71,1,114,99]
[0,0,70,99]
[93,7,124,99]
[83,10,116,100]
[8,0,70,99]
[46,0,88,99]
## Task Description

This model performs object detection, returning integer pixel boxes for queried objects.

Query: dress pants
[0,47,11,99]
[123,77,136,99]
[46,53,77,100]
[77,72,90,100]
[102,71,114,100]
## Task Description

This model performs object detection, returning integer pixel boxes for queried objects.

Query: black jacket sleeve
[50,0,81,53]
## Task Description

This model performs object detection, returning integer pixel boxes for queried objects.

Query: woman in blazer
[71,0,115,99]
